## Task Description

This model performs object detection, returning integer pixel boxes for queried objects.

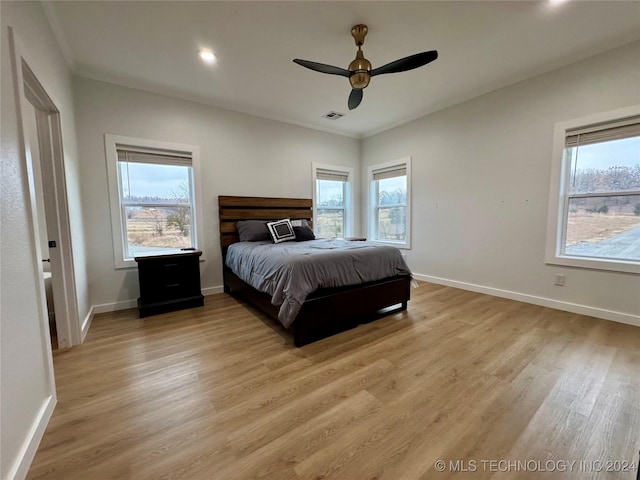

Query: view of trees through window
[376,176,407,242]
[564,135,640,261]
[315,179,345,238]
[119,161,193,258]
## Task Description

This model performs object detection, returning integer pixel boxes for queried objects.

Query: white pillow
[266,218,296,243]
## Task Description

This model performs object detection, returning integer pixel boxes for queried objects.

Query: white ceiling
[45,1,640,138]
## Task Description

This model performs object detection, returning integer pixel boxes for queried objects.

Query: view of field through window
[376,175,407,242]
[119,161,193,258]
[315,179,345,238]
[564,135,640,261]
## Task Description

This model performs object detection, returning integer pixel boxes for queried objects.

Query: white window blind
[565,116,640,148]
[372,164,407,181]
[316,168,349,183]
[117,147,192,166]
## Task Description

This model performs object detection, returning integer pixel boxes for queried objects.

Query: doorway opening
[22,99,59,348]
[15,37,81,350]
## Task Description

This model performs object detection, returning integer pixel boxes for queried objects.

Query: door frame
[9,27,80,350]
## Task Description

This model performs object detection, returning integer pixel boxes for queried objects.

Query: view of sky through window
[317,180,344,206]
[119,162,190,200]
[572,136,639,171]
[378,176,407,204]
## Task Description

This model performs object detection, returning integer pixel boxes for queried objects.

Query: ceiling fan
[293,24,438,110]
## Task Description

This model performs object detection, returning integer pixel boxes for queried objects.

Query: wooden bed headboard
[218,195,313,251]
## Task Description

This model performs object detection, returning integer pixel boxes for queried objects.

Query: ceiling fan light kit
[293,24,438,110]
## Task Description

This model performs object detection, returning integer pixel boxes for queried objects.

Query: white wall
[73,77,360,308]
[362,41,640,323]
[1,2,89,479]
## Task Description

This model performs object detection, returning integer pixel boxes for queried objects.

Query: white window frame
[545,105,640,274]
[368,157,412,249]
[105,134,205,269]
[311,162,354,239]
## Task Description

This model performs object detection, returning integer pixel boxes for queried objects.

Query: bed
[219,195,412,346]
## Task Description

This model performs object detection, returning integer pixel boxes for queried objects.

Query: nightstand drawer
[138,261,192,295]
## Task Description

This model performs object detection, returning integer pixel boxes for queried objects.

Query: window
[105,135,203,268]
[546,107,640,273]
[312,163,353,239]
[368,157,411,248]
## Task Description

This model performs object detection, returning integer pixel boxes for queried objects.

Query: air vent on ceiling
[322,111,345,120]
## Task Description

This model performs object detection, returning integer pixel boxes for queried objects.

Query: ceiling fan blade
[293,59,350,77]
[348,88,363,110]
[370,50,438,77]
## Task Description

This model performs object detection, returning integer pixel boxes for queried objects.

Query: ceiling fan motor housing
[349,50,371,89]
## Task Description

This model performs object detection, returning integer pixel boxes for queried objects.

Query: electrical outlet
[554,274,565,286]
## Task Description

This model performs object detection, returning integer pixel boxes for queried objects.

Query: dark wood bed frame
[218,195,411,346]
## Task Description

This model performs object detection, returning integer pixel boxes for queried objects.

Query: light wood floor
[28,282,640,480]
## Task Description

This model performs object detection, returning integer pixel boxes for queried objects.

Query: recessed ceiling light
[549,0,567,4]
[198,49,216,63]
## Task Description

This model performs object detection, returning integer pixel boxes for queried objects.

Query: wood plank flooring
[27,282,640,480]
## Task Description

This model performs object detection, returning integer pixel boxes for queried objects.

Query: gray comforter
[225,239,412,327]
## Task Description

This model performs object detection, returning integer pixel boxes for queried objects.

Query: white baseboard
[90,286,225,315]
[413,273,640,328]
[202,286,224,296]
[80,306,94,342]
[8,394,56,480]
[92,299,138,314]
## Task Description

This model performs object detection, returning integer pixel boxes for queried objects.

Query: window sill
[545,254,640,274]
[370,240,411,250]
[115,252,206,270]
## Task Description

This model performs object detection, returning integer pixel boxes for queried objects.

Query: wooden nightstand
[135,250,204,317]
[344,237,367,241]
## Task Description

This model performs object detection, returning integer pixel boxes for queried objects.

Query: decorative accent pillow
[236,220,270,242]
[293,226,315,241]
[291,219,315,241]
[266,219,296,243]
